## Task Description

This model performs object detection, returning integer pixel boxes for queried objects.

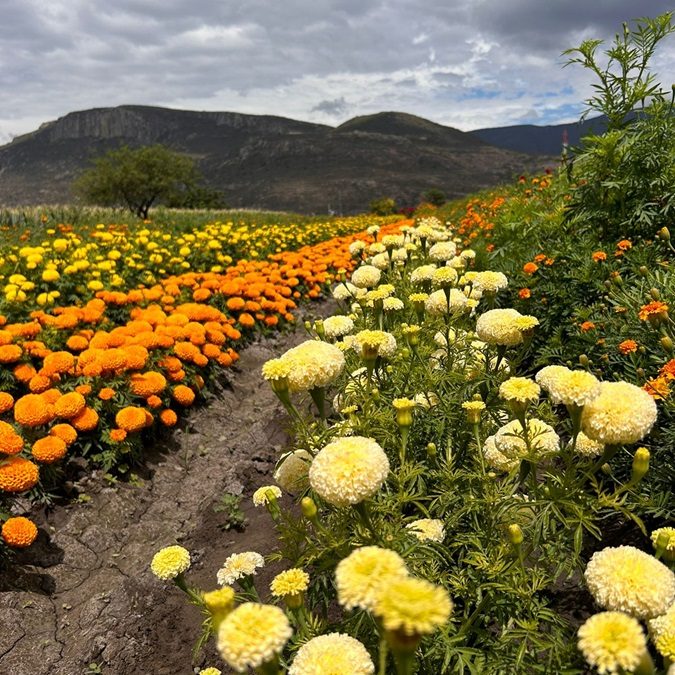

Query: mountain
[0,106,553,213]
[470,115,608,155]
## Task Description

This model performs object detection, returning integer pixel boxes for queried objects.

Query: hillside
[0,106,551,213]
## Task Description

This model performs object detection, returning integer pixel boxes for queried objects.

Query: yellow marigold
[199,669,222,675]
[115,406,147,433]
[203,587,236,614]
[289,633,374,675]
[150,545,191,581]
[278,340,346,393]
[70,406,99,432]
[49,423,78,447]
[31,436,67,464]
[581,382,657,445]
[0,456,40,492]
[651,527,675,554]
[216,603,292,672]
[578,612,647,674]
[252,485,282,506]
[535,366,600,407]
[499,377,540,403]
[54,392,86,419]
[335,546,408,611]
[0,392,14,414]
[584,545,675,620]
[323,315,355,339]
[0,421,23,455]
[172,384,195,406]
[270,568,309,598]
[648,602,675,659]
[1,516,38,548]
[261,358,292,382]
[309,436,389,507]
[372,576,452,636]
[0,344,23,363]
[353,330,397,359]
[14,394,54,427]
[405,518,445,543]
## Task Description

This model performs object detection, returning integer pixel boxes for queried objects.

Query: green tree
[369,197,397,216]
[75,144,209,219]
[423,188,446,207]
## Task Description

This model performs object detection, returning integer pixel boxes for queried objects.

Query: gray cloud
[0,0,674,141]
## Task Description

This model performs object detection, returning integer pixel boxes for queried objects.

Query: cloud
[0,0,674,141]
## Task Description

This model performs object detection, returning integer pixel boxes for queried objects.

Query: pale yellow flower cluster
[323,315,355,339]
[476,308,539,347]
[277,340,346,392]
[494,418,560,460]
[150,545,191,581]
[351,265,382,288]
[289,633,374,675]
[217,551,265,586]
[405,518,446,543]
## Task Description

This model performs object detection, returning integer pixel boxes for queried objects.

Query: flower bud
[660,336,673,353]
[426,442,437,458]
[400,347,410,360]
[507,524,523,546]
[579,354,590,367]
[658,226,670,241]
[301,497,317,520]
[601,463,612,474]
[314,319,325,339]
[638,266,649,277]
[650,288,661,301]
[630,447,650,483]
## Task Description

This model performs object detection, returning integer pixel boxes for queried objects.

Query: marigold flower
[483,435,518,472]
[159,409,178,427]
[536,366,600,407]
[592,251,607,262]
[150,545,191,581]
[0,392,15,414]
[289,633,374,675]
[335,546,408,611]
[14,394,54,427]
[353,330,397,359]
[216,603,292,673]
[523,262,538,274]
[199,669,222,675]
[252,485,282,506]
[110,428,127,443]
[0,456,40,492]
[616,239,632,251]
[54,392,86,419]
[351,265,381,289]
[70,406,99,432]
[0,344,23,363]
[273,449,312,493]
[476,308,534,346]
[323,315,355,339]
[277,340,345,392]
[580,321,595,332]
[581,381,657,445]
[494,418,559,460]
[518,288,531,299]
[42,351,75,375]
[373,576,452,636]
[129,371,167,397]
[309,436,389,507]
[115,406,147,433]
[424,289,468,315]
[0,421,24,455]
[31,436,67,463]
[47,424,77,447]
[618,339,638,355]
[585,545,675,620]
[499,377,540,403]
[405,518,445,543]
[575,432,604,458]
[172,384,196,406]
[270,568,309,598]
[578,612,647,674]
[217,551,265,586]
[1,516,38,548]
[648,602,675,659]
[638,301,668,322]
[651,527,675,555]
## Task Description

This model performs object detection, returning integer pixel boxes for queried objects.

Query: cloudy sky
[1,0,674,144]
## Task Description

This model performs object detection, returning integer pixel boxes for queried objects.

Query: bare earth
[0,305,330,675]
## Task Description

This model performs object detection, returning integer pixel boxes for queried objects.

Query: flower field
[149,172,674,674]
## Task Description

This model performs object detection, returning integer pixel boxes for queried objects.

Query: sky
[1,0,674,144]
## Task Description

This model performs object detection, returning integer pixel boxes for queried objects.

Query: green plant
[369,197,397,216]
[213,492,247,532]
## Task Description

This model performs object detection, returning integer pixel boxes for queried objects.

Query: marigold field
[3,17,675,670]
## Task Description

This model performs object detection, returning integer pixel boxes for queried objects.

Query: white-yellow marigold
[483,434,519,472]
[584,545,675,620]
[309,436,389,507]
[289,633,375,675]
[372,576,453,636]
[414,392,439,409]
[424,289,468,315]
[651,527,675,554]
[431,266,458,287]
[335,546,408,611]
[471,271,508,293]
[333,281,360,301]
[261,358,292,381]
[353,330,397,358]
[217,551,265,586]
[274,449,312,493]
[499,377,540,403]
[429,241,457,261]
[648,602,675,659]
[351,265,381,289]
[382,297,404,312]
[323,315,355,339]
[475,308,526,347]
[252,485,282,506]
[199,668,222,675]
[578,611,648,675]
[581,381,657,445]
[410,264,437,284]
[270,568,310,597]
[536,366,600,407]
[216,603,292,673]
[575,432,604,458]
[150,545,191,581]
[279,340,345,393]
[494,418,560,460]
[406,518,445,543]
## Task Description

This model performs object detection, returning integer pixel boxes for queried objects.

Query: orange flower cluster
[0,218,410,550]
[618,339,638,355]
[638,301,669,323]
[1,516,38,548]
[644,359,675,400]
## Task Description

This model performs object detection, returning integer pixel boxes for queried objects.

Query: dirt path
[0,303,331,675]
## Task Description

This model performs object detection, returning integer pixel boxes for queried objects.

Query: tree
[75,144,211,218]
[423,188,446,207]
[369,197,397,215]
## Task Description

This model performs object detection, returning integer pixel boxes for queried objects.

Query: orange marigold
[638,301,669,323]
[129,371,167,397]
[618,339,638,355]
[31,436,67,464]
[75,384,92,396]
[172,385,195,406]
[13,363,36,383]
[28,374,53,393]
[115,406,147,433]
[0,457,40,492]
[54,392,86,419]
[644,377,671,400]
[580,321,596,332]
[0,421,23,455]
[146,395,162,409]
[110,428,127,443]
[49,423,78,446]
[617,239,632,251]
[14,394,54,427]
[1,516,38,548]
[661,359,675,379]
[0,344,23,364]
[98,387,116,401]
[41,389,62,405]
[159,409,178,427]
[592,251,607,262]
[0,392,14,414]
[523,262,539,275]
[42,351,75,375]
[70,407,99,432]
[518,288,531,299]
[65,335,89,351]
